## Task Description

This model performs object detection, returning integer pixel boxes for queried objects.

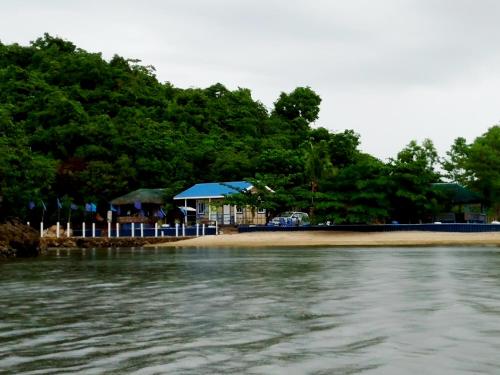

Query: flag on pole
[110,204,117,212]
[134,200,142,210]
[158,208,166,218]
[41,200,47,211]
[85,203,96,212]
[57,198,62,209]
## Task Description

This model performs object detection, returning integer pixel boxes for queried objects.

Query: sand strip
[147,231,500,248]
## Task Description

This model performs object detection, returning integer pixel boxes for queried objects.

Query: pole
[196,223,199,237]
[184,198,188,225]
[67,222,71,238]
[182,223,185,237]
[116,222,120,238]
[208,198,211,222]
[140,223,144,238]
[40,222,44,238]
[92,223,96,238]
[56,222,60,238]
[175,223,179,237]
[131,223,135,238]
[82,222,86,238]
[215,220,218,235]
[202,223,205,236]
[107,222,111,238]
[154,222,158,238]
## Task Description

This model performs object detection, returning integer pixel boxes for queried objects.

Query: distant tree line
[0,34,499,223]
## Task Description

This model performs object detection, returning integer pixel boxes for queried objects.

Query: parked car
[268,212,310,227]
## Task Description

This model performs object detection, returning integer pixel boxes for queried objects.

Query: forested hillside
[0,34,498,223]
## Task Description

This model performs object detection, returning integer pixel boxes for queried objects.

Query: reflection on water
[1,247,500,374]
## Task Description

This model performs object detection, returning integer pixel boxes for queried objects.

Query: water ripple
[1,247,500,374]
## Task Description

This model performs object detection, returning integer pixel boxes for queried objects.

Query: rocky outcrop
[0,219,44,259]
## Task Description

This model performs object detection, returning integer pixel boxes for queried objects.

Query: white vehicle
[269,212,310,227]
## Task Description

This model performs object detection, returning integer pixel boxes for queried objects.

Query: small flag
[158,208,166,219]
[28,201,35,210]
[110,204,117,212]
[57,198,62,209]
[70,203,78,210]
[85,203,96,212]
[134,200,142,210]
[41,200,47,211]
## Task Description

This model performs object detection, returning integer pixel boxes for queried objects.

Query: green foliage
[442,137,471,185]
[0,105,56,218]
[316,154,390,224]
[387,139,441,223]
[1,34,496,225]
[465,126,500,218]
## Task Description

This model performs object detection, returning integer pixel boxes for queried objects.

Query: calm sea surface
[1,247,500,374]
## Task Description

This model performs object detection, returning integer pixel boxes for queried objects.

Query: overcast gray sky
[2,0,499,160]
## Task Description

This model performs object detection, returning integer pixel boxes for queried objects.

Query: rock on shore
[0,219,44,259]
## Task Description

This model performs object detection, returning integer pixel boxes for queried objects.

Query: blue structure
[174,181,252,200]
[174,181,268,225]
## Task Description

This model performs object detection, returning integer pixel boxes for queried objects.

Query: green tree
[303,140,336,218]
[388,139,441,223]
[442,137,471,185]
[465,125,500,219]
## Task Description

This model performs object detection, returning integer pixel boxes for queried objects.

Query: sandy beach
[149,230,500,248]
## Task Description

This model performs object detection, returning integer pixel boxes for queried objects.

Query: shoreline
[146,231,500,248]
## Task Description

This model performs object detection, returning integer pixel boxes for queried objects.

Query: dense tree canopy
[0,35,498,223]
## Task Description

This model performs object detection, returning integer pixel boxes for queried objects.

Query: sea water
[1,247,500,374]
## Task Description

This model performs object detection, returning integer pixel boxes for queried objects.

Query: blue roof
[174,181,253,200]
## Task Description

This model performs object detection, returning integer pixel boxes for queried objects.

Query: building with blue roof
[174,181,269,225]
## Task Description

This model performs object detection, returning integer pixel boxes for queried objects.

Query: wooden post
[67,222,71,238]
[131,223,135,238]
[40,222,44,238]
[215,220,218,235]
[175,223,179,237]
[196,223,199,237]
[154,222,158,238]
[92,223,96,238]
[82,222,86,238]
[140,223,144,237]
[116,222,120,238]
[182,223,185,237]
[202,223,205,236]
[107,222,111,238]
[56,222,60,238]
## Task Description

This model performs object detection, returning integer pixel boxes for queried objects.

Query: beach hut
[110,188,166,223]
[432,183,485,223]
[173,181,269,225]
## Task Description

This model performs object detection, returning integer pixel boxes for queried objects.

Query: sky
[1,0,500,160]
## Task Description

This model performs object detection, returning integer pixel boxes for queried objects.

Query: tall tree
[465,126,500,219]
[303,140,335,218]
[442,137,471,185]
[388,139,441,223]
